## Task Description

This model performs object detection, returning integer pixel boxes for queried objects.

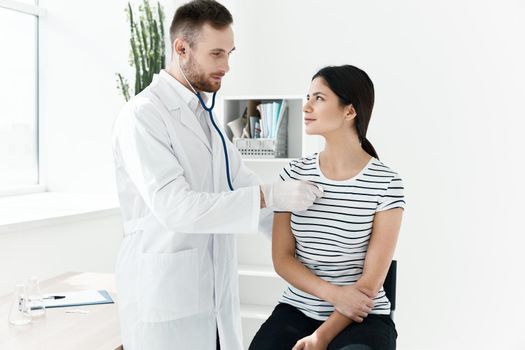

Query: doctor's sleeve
[228,142,274,238]
[114,103,260,234]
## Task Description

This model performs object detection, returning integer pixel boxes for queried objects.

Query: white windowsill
[0,184,47,198]
[0,192,120,235]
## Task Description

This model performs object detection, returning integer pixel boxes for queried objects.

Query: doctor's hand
[328,284,374,323]
[260,181,323,212]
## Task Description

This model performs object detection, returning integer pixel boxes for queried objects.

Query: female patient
[249,65,405,350]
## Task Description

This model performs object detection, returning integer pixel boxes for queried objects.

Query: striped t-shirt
[277,153,405,321]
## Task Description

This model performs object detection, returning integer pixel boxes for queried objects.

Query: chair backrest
[383,260,397,315]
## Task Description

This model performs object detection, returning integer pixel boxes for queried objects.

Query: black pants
[249,303,397,350]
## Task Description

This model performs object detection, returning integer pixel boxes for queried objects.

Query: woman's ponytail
[356,120,379,159]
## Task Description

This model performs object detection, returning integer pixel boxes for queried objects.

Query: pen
[44,295,65,300]
[65,309,89,314]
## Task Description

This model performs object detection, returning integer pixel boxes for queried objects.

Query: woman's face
[303,77,354,136]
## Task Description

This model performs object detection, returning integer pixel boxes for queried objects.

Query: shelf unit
[221,95,323,162]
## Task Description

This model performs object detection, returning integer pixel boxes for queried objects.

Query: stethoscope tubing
[196,91,234,191]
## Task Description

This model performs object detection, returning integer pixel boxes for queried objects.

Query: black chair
[382,260,397,319]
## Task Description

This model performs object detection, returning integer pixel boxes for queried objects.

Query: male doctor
[111,1,322,349]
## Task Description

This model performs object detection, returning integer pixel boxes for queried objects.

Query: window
[0,1,43,192]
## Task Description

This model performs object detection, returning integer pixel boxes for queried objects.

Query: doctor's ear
[174,39,187,56]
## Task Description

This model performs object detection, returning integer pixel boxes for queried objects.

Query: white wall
[222,1,525,349]
[0,213,122,297]
[33,0,525,348]
[38,0,138,193]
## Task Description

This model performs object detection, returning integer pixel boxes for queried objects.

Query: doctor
[111,0,322,349]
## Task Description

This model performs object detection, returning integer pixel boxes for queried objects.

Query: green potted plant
[116,0,166,101]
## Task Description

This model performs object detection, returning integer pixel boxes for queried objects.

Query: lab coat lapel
[179,104,212,154]
[152,75,212,154]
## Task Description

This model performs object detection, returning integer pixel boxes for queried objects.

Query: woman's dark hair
[170,0,233,47]
[312,65,379,159]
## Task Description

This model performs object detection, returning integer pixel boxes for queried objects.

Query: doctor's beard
[181,53,221,93]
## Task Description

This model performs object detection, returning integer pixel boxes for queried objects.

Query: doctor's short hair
[170,0,233,48]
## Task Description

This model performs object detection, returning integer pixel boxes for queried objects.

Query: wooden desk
[0,272,122,350]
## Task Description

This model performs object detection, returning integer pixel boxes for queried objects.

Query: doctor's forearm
[153,184,261,234]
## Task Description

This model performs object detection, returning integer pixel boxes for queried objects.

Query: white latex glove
[260,181,323,212]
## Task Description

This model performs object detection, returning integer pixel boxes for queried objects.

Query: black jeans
[249,303,397,350]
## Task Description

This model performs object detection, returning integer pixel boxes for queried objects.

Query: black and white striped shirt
[277,153,405,320]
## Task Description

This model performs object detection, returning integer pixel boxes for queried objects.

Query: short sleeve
[278,160,296,182]
[376,174,406,212]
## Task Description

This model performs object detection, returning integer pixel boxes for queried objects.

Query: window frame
[0,0,46,197]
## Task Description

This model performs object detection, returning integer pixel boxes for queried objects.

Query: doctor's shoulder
[115,92,167,132]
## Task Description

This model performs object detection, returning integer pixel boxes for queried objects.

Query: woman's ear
[345,104,357,121]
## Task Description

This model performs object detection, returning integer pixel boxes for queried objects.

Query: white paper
[42,290,107,308]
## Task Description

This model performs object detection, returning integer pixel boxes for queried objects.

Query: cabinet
[221,95,323,163]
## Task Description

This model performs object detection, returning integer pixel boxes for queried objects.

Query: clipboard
[42,289,114,308]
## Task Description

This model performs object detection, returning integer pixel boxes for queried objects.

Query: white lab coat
[112,71,272,350]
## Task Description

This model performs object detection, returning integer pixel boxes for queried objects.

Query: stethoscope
[177,59,234,191]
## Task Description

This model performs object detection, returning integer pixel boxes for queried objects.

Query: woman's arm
[272,212,335,300]
[310,207,404,345]
[272,213,372,323]
[355,208,404,296]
